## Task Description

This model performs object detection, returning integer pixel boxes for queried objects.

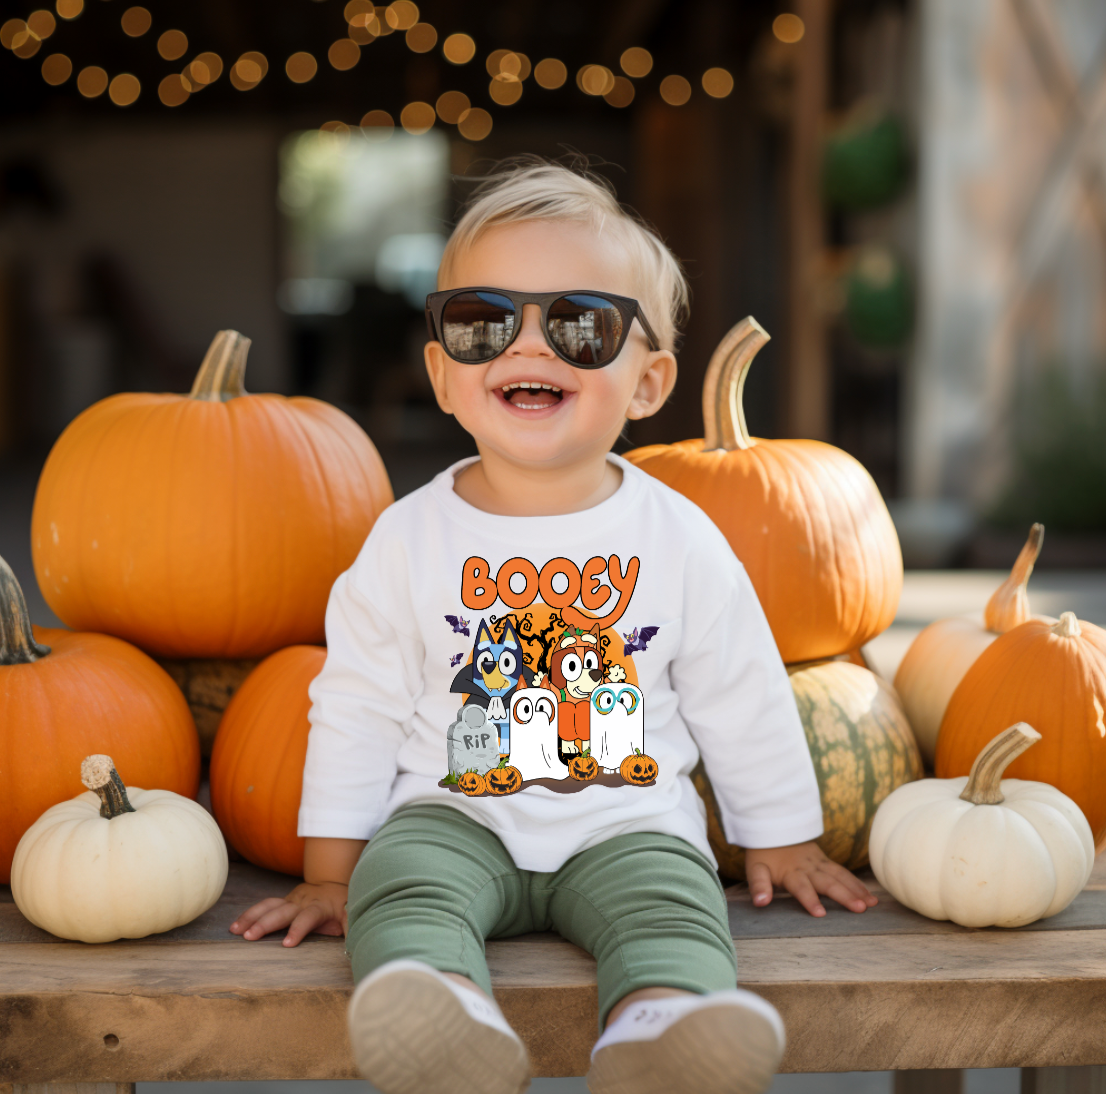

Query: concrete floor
[4,452,1102,1093]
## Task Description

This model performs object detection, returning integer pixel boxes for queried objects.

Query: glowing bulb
[457,106,492,141]
[158,73,189,106]
[386,1,418,30]
[489,74,522,105]
[120,7,151,37]
[360,108,394,139]
[442,32,474,64]
[286,51,317,83]
[604,76,634,108]
[41,52,71,84]
[435,89,470,124]
[157,29,187,60]
[328,38,360,70]
[533,58,566,89]
[76,64,107,97]
[399,100,435,134]
[108,72,140,106]
[659,75,691,106]
[405,23,436,52]
[619,47,652,78]
[55,0,83,21]
[27,11,56,40]
[773,14,805,43]
[702,67,734,98]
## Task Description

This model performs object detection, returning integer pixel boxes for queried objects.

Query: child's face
[424,220,677,470]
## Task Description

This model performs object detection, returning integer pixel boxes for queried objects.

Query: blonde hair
[438,157,689,353]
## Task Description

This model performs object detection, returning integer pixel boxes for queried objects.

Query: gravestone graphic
[446,703,501,777]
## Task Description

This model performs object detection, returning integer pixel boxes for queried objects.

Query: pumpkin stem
[0,553,50,665]
[983,523,1044,634]
[80,755,137,819]
[959,723,1041,805]
[701,316,771,452]
[1053,611,1082,639]
[189,330,251,402]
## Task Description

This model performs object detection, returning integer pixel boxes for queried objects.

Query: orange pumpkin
[619,750,658,785]
[484,761,524,795]
[936,612,1106,848]
[31,330,394,659]
[458,770,486,796]
[0,553,200,883]
[625,318,902,664]
[210,645,326,876]
[568,752,599,781]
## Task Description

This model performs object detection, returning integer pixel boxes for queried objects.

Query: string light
[577,65,614,96]
[27,11,55,40]
[158,72,188,105]
[489,73,522,106]
[701,67,733,98]
[435,89,470,123]
[157,29,187,60]
[185,52,222,87]
[55,0,82,21]
[230,53,267,90]
[386,1,419,31]
[76,64,107,97]
[40,52,71,84]
[286,51,317,83]
[360,108,394,139]
[108,72,139,105]
[659,75,691,105]
[405,23,436,52]
[604,76,634,107]
[399,100,435,134]
[773,14,804,43]
[457,106,492,141]
[442,32,474,64]
[13,31,42,59]
[120,7,151,37]
[328,38,360,70]
[533,58,566,89]
[619,47,652,78]
[0,21,25,49]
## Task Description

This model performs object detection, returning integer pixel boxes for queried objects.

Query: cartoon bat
[622,626,659,656]
[449,652,464,668]
[445,614,471,636]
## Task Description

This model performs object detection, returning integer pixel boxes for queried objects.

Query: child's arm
[672,535,875,915]
[231,836,365,945]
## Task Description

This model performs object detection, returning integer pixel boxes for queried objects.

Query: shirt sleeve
[297,563,424,841]
[671,537,824,849]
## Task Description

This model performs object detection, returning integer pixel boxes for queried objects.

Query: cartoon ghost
[507,688,566,781]
[590,683,645,773]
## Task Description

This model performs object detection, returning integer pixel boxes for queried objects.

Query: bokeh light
[121,7,151,37]
[659,75,692,105]
[442,32,475,64]
[773,14,805,43]
[55,0,83,21]
[534,57,567,89]
[158,30,187,60]
[230,54,265,89]
[320,120,351,137]
[489,74,522,106]
[328,38,360,70]
[158,73,189,106]
[360,108,394,139]
[344,0,373,21]
[76,65,107,97]
[435,89,470,124]
[0,21,26,49]
[406,23,436,52]
[366,13,392,36]
[457,106,492,141]
[578,65,615,96]
[702,67,734,98]
[13,32,42,59]
[108,72,140,106]
[400,100,435,134]
[347,20,375,45]
[604,76,635,108]
[485,49,509,77]
[386,1,419,31]
[186,52,223,87]
[620,47,653,78]
[27,11,56,40]
[41,52,71,84]
[286,51,317,83]
[241,51,268,77]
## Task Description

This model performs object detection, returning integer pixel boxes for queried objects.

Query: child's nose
[505,303,555,359]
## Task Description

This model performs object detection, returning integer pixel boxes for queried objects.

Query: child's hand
[745,841,877,917]
[230,881,349,946]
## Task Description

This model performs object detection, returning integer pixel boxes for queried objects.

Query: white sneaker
[347,958,531,1094]
[587,989,786,1094]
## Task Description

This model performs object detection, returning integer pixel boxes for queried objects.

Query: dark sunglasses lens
[547,294,624,366]
[440,291,517,361]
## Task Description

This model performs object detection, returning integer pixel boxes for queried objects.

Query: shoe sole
[348,967,531,1094]
[587,1000,784,1094]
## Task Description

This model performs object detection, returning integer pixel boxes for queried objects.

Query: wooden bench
[4,855,1106,1094]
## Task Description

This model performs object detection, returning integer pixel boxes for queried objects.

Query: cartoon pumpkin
[484,760,523,796]
[458,770,486,796]
[568,751,599,781]
[620,750,658,785]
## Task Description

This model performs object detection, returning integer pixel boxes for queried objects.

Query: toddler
[232,158,875,1094]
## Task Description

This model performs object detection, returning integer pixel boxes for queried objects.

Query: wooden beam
[785,0,831,440]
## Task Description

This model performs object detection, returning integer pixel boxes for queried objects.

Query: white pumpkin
[11,754,228,943]
[869,723,1094,928]
[894,524,1051,766]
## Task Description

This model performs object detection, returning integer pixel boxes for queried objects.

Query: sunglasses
[425,287,661,369]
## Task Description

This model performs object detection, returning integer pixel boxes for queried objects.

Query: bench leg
[5,1086,135,1094]
[894,1071,964,1094]
[1022,1068,1106,1094]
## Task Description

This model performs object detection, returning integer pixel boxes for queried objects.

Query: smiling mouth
[499,381,564,410]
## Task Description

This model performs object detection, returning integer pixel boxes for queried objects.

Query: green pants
[346,804,738,1028]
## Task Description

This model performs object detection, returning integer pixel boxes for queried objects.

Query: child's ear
[626,349,677,421]
[424,340,455,415]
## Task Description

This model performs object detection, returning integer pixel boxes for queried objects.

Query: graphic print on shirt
[440,553,660,796]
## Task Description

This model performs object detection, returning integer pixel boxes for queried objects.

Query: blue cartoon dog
[449,617,525,754]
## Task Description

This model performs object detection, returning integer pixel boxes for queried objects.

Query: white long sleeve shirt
[298,454,824,872]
